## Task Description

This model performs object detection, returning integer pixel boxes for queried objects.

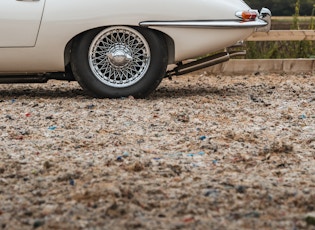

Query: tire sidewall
[71,26,168,98]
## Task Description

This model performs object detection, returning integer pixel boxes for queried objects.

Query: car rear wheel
[71,26,168,98]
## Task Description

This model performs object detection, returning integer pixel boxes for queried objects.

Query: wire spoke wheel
[88,27,151,88]
[71,26,168,98]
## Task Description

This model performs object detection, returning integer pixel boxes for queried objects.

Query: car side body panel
[0,0,45,47]
[0,0,262,74]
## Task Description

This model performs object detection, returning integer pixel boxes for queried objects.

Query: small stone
[299,114,307,119]
[41,205,57,216]
[33,219,45,229]
[45,115,54,120]
[5,115,13,120]
[116,156,123,162]
[86,104,95,109]
[132,162,144,172]
[43,161,53,170]
[306,213,315,226]
[236,185,247,194]
[48,125,57,131]
[70,179,75,186]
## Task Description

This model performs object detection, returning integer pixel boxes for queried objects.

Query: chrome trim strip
[139,19,268,29]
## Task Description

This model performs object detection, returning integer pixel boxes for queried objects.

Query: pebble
[305,213,315,226]
[33,219,45,229]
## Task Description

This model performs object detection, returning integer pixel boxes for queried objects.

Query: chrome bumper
[256,8,272,32]
[140,8,271,32]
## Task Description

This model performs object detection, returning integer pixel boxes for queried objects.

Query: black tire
[70,26,168,98]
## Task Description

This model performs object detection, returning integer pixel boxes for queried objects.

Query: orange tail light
[236,10,258,21]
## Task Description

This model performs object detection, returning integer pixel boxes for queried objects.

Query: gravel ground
[0,72,315,230]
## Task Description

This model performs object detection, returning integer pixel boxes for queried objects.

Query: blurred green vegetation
[245,0,315,59]
[245,0,314,16]
[246,40,315,59]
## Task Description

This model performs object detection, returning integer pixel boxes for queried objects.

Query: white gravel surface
[0,72,315,229]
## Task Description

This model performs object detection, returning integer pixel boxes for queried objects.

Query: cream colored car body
[0,0,261,74]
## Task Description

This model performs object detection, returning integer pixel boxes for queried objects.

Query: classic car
[0,0,271,98]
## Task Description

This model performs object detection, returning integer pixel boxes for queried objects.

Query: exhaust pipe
[166,47,246,78]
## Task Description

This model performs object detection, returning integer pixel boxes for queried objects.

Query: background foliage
[245,0,315,59]
[245,0,314,16]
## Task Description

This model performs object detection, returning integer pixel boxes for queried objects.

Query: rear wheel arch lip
[148,28,175,64]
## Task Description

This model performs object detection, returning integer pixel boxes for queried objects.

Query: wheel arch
[151,28,175,64]
[64,26,175,72]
